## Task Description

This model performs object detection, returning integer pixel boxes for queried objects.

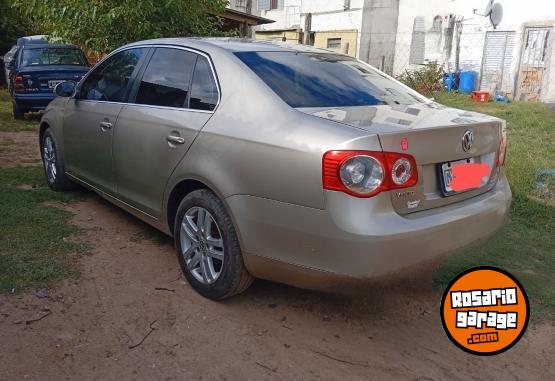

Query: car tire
[174,189,254,300]
[12,102,24,119]
[41,128,75,191]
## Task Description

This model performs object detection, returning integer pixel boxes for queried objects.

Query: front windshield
[235,51,426,108]
[21,47,88,67]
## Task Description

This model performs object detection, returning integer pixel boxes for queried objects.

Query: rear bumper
[13,93,56,110]
[226,173,511,287]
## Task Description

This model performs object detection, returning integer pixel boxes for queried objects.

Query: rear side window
[135,48,196,108]
[190,56,219,111]
[235,51,425,108]
[79,48,145,102]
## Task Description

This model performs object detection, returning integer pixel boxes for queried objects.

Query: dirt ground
[0,130,42,167]
[0,130,553,380]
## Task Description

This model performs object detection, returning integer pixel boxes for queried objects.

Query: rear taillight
[13,75,25,93]
[323,150,418,198]
[497,122,508,167]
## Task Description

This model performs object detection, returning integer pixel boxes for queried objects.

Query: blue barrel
[459,71,477,94]
[443,73,458,91]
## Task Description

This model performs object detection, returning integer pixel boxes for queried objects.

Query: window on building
[327,38,342,50]
[258,0,283,10]
[431,15,443,33]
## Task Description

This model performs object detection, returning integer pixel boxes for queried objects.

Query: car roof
[125,37,333,54]
[16,35,49,46]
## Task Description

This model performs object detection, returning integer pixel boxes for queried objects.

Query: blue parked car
[3,36,49,89]
[7,43,90,119]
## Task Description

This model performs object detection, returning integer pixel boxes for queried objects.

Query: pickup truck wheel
[12,102,24,119]
[174,189,254,300]
[41,128,75,191]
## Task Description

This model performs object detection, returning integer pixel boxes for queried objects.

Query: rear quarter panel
[166,49,379,211]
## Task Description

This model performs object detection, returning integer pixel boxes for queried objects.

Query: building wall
[313,30,359,56]
[395,0,555,102]
[256,0,364,29]
[359,0,400,72]
[253,0,555,102]
[255,0,364,57]
[255,30,302,43]
[255,0,303,30]
[227,0,250,13]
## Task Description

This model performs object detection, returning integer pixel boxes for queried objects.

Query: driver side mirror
[54,81,76,97]
[5,59,15,70]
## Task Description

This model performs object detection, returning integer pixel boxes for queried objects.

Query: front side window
[135,48,196,108]
[235,51,426,108]
[190,56,219,111]
[21,47,88,67]
[79,48,145,102]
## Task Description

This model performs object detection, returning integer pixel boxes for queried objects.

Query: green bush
[398,62,444,95]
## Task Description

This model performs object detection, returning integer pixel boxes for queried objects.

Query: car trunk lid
[298,103,503,214]
[15,65,89,94]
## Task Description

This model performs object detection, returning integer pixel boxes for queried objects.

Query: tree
[12,0,229,55]
[0,0,33,55]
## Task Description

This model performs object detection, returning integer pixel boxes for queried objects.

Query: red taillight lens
[14,75,25,93]
[384,152,418,189]
[323,150,418,198]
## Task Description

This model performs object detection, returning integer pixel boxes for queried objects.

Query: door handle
[99,121,113,131]
[167,135,185,145]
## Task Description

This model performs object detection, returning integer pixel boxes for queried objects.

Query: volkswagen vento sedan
[40,38,511,300]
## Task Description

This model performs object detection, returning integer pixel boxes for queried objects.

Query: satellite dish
[484,0,494,16]
[473,1,503,29]
[490,3,503,29]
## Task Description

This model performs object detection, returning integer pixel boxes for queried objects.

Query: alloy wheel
[43,136,57,184]
[180,207,225,284]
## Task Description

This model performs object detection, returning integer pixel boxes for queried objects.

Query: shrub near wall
[398,62,444,95]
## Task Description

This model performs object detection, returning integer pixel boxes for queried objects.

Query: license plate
[48,80,64,89]
[441,158,475,193]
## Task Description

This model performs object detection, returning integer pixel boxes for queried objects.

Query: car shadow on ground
[76,188,441,324]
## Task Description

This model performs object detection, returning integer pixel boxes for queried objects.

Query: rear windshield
[21,47,88,67]
[235,51,426,108]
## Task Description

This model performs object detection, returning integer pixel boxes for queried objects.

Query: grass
[0,87,86,292]
[432,92,555,319]
[0,166,87,292]
[0,89,39,132]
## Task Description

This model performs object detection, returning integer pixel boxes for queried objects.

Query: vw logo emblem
[462,130,474,152]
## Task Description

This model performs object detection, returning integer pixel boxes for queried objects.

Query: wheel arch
[165,178,245,247]
[166,179,208,235]
[166,176,242,238]
[39,121,50,150]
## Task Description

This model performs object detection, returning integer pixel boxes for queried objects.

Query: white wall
[256,1,364,34]
[395,0,555,102]
[396,0,555,33]
[255,0,302,30]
